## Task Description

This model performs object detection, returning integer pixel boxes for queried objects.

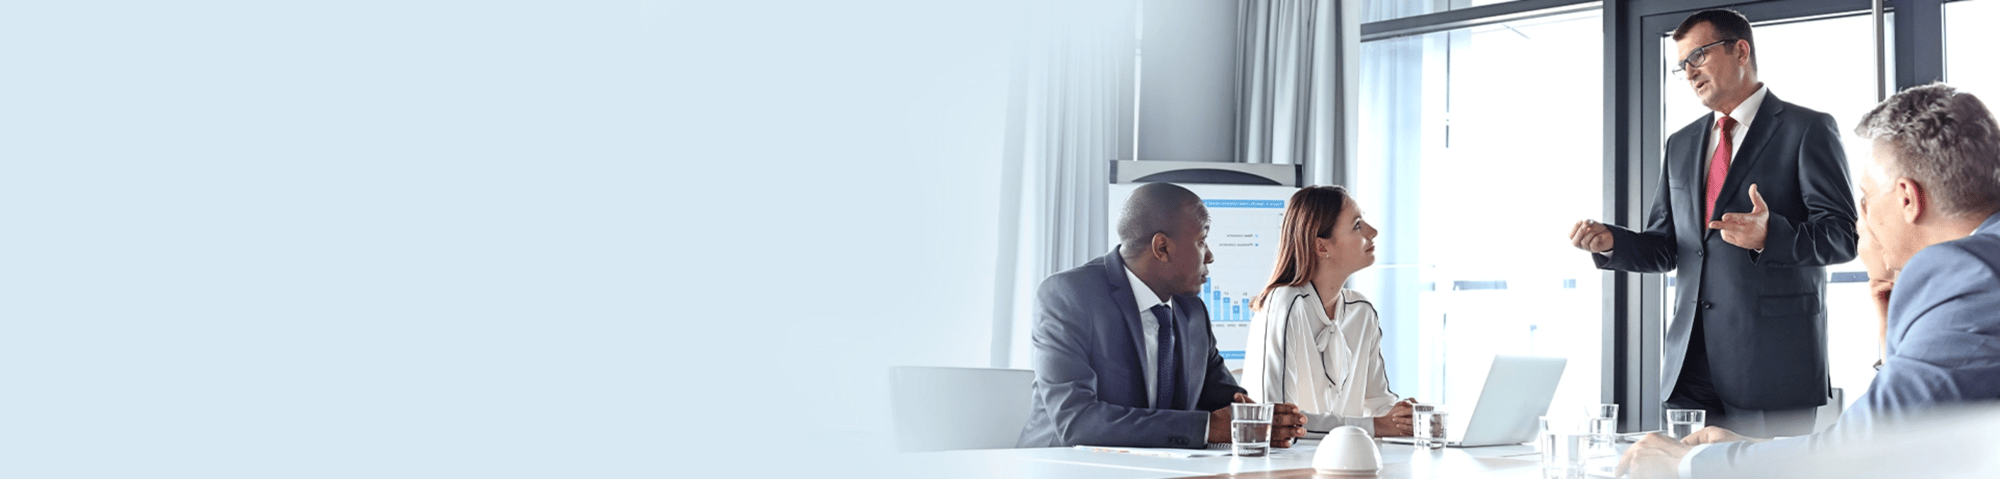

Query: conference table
[893,440,1591,478]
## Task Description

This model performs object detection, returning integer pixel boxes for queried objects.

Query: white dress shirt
[1123,266,1213,439]
[1601,84,1774,260]
[1243,283,1399,433]
[1677,85,1773,478]
[1681,443,1713,478]
[1123,266,1171,408]
[1704,84,1769,169]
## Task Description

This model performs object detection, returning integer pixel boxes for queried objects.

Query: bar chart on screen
[1201,278,1260,325]
[1195,196,1288,367]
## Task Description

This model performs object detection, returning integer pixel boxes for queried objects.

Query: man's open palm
[1709,183,1771,251]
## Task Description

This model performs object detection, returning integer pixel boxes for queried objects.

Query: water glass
[1539,416,1588,479]
[1666,409,1707,440]
[1231,403,1274,456]
[1586,404,1619,454]
[1412,403,1447,450]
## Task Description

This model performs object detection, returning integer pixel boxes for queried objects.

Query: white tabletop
[890,439,1554,478]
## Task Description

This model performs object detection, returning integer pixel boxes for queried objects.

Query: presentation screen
[1109,183,1298,375]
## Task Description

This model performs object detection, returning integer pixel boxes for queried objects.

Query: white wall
[1138,0,1241,162]
[0,1,1018,477]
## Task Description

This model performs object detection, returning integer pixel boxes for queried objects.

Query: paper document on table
[1073,443,1316,458]
[1072,445,1232,458]
[1268,443,1316,455]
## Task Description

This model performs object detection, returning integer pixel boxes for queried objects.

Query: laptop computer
[1380,355,1567,447]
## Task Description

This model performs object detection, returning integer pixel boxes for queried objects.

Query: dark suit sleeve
[1596,146,1680,273]
[1194,323,1246,413]
[1028,283,1209,448]
[1755,112,1859,267]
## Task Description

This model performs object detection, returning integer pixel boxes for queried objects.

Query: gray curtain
[1232,0,1441,184]
[1234,0,1331,167]
[991,0,1136,368]
[1232,0,1357,187]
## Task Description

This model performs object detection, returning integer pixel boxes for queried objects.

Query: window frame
[1361,0,1950,432]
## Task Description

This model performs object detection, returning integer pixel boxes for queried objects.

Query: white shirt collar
[1292,282,1328,319]
[1123,265,1170,313]
[1718,83,1770,126]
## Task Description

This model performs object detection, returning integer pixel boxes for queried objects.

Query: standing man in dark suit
[1617,82,2000,479]
[1018,182,1307,448]
[1569,9,1858,437]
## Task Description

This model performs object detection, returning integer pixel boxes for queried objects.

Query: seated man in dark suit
[1017,182,1307,448]
[1619,83,2000,478]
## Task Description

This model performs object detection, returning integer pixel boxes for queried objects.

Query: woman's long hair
[1251,186,1349,310]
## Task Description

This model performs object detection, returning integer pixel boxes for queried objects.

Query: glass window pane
[1358,8,1603,415]
[1948,0,2000,97]
[1658,13,1879,411]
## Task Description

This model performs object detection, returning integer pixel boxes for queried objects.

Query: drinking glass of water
[1586,404,1619,455]
[1539,415,1588,479]
[1666,409,1707,440]
[1413,403,1447,450]
[1231,403,1275,456]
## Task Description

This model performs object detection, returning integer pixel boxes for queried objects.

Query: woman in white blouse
[1244,185,1416,437]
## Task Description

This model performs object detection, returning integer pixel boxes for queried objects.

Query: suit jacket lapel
[1688,120,1717,241]
[1713,93,1786,223]
[1102,248,1150,387]
[1169,295,1193,409]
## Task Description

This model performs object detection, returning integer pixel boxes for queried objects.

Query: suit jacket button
[1701,301,1713,309]
[1697,250,1705,257]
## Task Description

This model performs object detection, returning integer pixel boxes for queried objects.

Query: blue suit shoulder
[1892,231,2000,342]
[1878,227,2000,404]
[1901,232,2000,286]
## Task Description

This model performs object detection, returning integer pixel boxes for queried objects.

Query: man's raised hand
[1709,183,1771,251]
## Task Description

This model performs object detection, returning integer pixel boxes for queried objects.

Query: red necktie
[1704,116,1736,221]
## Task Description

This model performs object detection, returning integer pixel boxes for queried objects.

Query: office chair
[888,366,1035,453]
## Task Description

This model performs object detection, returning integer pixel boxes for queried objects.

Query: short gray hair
[1854,83,2000,218]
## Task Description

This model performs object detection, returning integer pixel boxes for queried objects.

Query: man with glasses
[1618,83,2000,479]
[1569,9,1857,438]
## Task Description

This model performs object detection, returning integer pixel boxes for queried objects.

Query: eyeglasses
[1671,39,1736,74]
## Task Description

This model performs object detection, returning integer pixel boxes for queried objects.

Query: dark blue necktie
[1150,303,1180,410]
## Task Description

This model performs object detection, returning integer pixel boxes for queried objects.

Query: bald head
[1118,182,1205,258]
[1116,182,1213,298]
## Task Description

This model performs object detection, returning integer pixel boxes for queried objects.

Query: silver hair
[1854,83,2000,218]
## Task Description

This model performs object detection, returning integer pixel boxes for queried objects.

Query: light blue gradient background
[2,1,1019,476]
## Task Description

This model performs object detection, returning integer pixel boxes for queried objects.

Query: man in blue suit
[1018,182,1307,448]
[1618,83,2000,478]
